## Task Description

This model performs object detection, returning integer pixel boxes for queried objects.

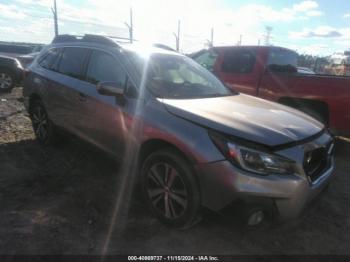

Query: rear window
[222,49,256,73]
[57,47,90,80]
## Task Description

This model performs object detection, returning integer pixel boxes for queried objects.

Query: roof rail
[51,34,78,43]
[51,34,122,47]
[152,43,176,52]
[82,34,119,46]
[105,35,136,42]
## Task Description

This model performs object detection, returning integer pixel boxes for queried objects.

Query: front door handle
[78,92,87,102]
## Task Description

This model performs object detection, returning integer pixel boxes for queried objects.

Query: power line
[238,34,242,46]
[210,27,214,47]
[264,26,273,45]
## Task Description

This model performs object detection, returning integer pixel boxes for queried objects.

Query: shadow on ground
[0,136,349,255]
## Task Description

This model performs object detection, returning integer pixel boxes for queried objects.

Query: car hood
[161,94,324,147]
[0,54,14,61]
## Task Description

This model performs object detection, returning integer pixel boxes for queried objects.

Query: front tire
[141,148,201,229]
[30,100,59,145]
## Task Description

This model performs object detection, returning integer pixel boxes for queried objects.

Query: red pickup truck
[192,46,350,135]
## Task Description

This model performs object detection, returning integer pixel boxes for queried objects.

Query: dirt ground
[0,88,350,255]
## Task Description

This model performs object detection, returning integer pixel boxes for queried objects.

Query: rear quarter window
[38,48,61,70]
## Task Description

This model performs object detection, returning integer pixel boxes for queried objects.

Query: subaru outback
[23,34,335,228]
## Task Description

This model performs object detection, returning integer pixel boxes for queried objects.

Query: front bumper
[195,157,334,220]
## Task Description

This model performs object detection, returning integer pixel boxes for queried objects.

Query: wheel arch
[278,97,330,125]
[138,138,197,167]
[139,138,202,228]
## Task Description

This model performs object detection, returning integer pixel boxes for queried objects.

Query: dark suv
[0,55,24,92]
[23,35,335,228]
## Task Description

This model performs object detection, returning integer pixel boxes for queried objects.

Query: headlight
[210,132,295,175]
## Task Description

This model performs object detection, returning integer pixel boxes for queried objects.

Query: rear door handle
[78,92,87,102]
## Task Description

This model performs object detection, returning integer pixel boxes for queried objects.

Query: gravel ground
[0,88,349,255]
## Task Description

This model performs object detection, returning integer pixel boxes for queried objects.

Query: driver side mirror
[97,81,124,97]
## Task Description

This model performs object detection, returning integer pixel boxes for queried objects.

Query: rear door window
[57,47,90,80]
[268,49,298,67]
[267,48,298,73]
[86,50,127,87]
[222,49,256,73]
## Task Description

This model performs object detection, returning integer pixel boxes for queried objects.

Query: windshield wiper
[202,93,233,98]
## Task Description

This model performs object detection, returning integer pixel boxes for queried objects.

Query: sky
[0,0,350,56]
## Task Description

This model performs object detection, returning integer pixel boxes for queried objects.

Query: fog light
[247,210,265,226]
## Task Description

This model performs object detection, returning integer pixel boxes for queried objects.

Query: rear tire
[0,69,15,93]
[29,100,60,145]
[141,148,201,229]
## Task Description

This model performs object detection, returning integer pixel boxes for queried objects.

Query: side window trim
[49,47,64,73]
[50,48,63,72]
[37,52,49,66]
[81,49,93,82]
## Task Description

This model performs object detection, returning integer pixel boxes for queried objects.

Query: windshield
[127,51,234,99]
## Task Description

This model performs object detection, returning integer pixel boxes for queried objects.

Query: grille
[303,141,334,182]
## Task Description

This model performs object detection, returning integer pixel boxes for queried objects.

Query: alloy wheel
[32,105,49,142]
[0,73,13,90]
[147,162,188,219]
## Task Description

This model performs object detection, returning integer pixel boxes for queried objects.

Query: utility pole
[258,39,261,46]
[173,20,180,51]
[51,0,58,37]
[264,26,273,45]
[205,28,214,48]
[236,34,242,46]
[124,7,133,43]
